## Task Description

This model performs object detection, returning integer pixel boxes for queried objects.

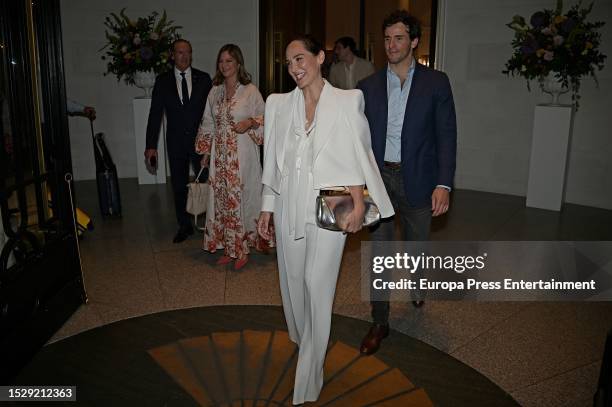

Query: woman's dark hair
[287,34,324,56]
[382,10,422,41]
[335,36,357,54]
[212,44,252,86]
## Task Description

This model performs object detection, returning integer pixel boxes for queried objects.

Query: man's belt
[383,161,401,169]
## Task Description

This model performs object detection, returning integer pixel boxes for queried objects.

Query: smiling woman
[196,44,272,271]
[257,34,394,405]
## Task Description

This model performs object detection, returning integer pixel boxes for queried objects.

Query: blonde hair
[212,44,252,86]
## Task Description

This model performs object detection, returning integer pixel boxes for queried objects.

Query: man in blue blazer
[357,10,457,355]
[145,39,212,243]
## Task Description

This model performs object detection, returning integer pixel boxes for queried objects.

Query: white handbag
[186,167,208,231]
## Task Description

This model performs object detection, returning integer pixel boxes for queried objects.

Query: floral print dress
[195,83,270,258]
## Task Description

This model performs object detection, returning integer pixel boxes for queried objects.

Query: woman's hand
[257,211,273,240]
[342,185,366,233]
[200,154,210,168]
[342,201,366,233]
[232,119,253,134]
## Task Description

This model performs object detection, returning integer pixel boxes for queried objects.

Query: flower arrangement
[503,0,606,109]
[100,9,182,85]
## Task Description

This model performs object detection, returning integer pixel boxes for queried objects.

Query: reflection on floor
[50,179,612,406]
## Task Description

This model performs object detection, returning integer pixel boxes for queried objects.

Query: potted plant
[503,0,606,109]
[100,9,181,97]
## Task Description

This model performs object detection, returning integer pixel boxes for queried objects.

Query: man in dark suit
[145,39,212,243]
[357,10,457,355]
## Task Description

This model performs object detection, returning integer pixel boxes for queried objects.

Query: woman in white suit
[257,35,394,405]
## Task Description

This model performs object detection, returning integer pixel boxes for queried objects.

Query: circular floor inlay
[148,330,433,406]
[14,306,518,406]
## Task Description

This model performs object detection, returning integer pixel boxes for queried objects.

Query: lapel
[366,68,388,158]
[273,82,339,172]
[376,68,388,137]
[274,88,298,172]
[401,62,425,137]
[168,69,182,106]
[312,81,338,164]
[191,69,201,99]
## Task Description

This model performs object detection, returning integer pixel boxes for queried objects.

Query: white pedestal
[526,104,574,211]
[133,98,167,184]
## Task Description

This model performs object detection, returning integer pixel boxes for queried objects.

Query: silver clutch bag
[315,189,381,232]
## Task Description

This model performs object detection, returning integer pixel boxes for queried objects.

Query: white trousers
[275,210,346,405]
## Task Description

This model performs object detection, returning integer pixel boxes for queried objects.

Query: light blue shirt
[384,60,451,192]
[384,59,415,163]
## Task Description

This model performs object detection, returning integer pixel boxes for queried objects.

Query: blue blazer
[357,63,457,208]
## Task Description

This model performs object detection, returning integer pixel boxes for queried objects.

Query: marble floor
[50,179,612,407]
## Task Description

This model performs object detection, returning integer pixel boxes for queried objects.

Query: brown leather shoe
[360,323,389,355]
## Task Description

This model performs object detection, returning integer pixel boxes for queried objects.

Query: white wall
[439,0,612,209]
[60,0,259,181]
[61,0,612,209]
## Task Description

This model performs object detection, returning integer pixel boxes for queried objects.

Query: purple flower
[559,18,577,33]
[520,36,539,55]
[520,45,535,55]
[530,11,549,28]
[140,47,153,61]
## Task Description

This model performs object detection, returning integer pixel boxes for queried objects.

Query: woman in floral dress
[196,44,269,270]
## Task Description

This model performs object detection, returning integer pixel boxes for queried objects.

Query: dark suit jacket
[357,63,457,208]
[145,68,212,157]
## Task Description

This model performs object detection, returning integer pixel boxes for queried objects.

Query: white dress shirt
[174,66,192,103]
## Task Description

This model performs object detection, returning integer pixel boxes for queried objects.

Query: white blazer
[261,82,394,218]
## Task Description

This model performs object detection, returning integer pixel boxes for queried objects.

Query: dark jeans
[169,149,205,230]
[370,165,432,325]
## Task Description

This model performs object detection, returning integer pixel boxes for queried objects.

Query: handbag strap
[194,166,206,183]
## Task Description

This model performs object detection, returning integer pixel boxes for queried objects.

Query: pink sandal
[234,256,249,271]
[216,256,232,265]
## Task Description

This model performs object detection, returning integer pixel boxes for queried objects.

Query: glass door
[0,0,85,382]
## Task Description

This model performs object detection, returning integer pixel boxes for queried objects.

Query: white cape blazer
[261,82,394,219]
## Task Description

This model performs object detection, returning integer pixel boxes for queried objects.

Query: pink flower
[541,27,553,35]
[543,50,554,61]
[553,35,564,47]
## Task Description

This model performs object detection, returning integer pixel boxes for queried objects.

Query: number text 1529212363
[0,386,76,401]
